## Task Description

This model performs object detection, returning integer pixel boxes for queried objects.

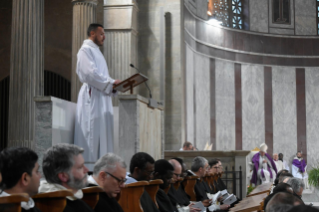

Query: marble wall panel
[272,67,297,167]
[295,0,317,35]
[186,45,195,145]
[250,0,269,33]
[305,68,319,168]
[242,64,265,151]
[269,28,295,35]
[194,54,210,150]
[215,59,236,150]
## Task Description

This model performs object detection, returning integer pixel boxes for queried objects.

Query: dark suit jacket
[22,207,42,212]
[167,184,190,207]
[87,183,124,212]
[156,189,178,212]
[63,199,94,212]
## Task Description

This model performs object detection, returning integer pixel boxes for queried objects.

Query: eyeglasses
[173,173,181,178]
[104,171,127,185]
[212,166,219,169]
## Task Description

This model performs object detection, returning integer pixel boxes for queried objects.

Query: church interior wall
[272,67,298,169]
[306,68,319,169]
[241,64,265,151]
[137,0,183,150]
[184,2,319,168]
[249,0,317,35]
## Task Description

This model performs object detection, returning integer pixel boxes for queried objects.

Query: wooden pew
[229,192,268,212]
[33,190,73,212]
[82,186,104,209]
[246,182,272,197]
[182,176,198,201]
[118,181,149,212]
[173,178,184,190]
[145,179,163,208]
[0,193,29,212]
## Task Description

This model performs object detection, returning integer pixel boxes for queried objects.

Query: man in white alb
[273,153,284,172]
[74,23,120,170]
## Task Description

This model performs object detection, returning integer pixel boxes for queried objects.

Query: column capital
[72,0,98,5]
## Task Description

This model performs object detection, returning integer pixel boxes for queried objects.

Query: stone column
[7,0,44,149]
[71,0,98,102]
[103,0,138,104]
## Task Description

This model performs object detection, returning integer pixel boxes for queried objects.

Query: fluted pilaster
[103,1,138,105]
[8,0,44,149]
[71,0,97,102]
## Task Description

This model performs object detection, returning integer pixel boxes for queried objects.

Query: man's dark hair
[0,147,38,190]
[154,159,174,175]
[209,159,219,167]
[287,205,318,212]
[129,152,155,174]
[273,183,293,194]
[87,23,104,37]
[42,144,84,184]
[279,172,293,183]
[274,169,289,185]
[183,141,192,148]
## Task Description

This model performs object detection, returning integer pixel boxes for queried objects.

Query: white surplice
[257,155,276,184]
[74,39,115,170]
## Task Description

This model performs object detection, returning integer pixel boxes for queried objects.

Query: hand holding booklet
[191,201,206,212]
[223,194,237,205]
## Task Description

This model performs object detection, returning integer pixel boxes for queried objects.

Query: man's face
[138,162,154,181]
[91,26,105,46]
[260,151,266,157]
[295,187,303,198]
[160,170,173,189]
[102,164,126,198]
[273,154,278,161]
[199,162,209,177]
[67,154,89,190]
[210,164,219,174]
[218,161,223,173]
[297,152,302,158]
[172,165,182,181]
[26,162,41,196]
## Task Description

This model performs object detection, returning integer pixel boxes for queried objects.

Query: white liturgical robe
[74,39,115,170]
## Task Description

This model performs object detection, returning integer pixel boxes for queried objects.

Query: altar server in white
[74,23,120,170]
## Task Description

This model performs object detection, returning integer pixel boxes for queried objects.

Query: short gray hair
[93,153,126,176]
[191,156,208,172]
[43,143,84,184]
[287,177,305,194]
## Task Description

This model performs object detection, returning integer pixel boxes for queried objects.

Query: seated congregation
[0,144,317,212]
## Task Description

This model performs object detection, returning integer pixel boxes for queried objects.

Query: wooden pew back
[82,186,104,209]
[118,181,149,212]
[183,176,198,201]
[33,190,73,212]
[0,193,29,212]
[145,179,163,208]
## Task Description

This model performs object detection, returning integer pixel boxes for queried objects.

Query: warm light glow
[207,11,212,16]
[207,18,222,26]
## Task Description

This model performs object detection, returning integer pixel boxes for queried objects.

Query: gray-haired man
[287,177,305,201]
[87,153,126,212]
[39,143,93,212]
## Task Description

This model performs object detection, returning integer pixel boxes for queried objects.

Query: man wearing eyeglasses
[87,153,127,212]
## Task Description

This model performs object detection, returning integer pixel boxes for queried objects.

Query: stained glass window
[211,0,243,29]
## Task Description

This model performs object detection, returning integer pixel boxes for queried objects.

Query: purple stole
[251,152,278,185]
[292,158,306,173]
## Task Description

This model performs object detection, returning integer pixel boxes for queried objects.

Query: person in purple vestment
[251,143,278,186]
[291,151,308,189]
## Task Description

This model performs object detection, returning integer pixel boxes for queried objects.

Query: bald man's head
[169,159,182,181]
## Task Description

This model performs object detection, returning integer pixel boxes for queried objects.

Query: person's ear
[134,167,140,174]
[20,172,30,187]
[58,173,69,183]
[99,171,107,181]
[90,30,95,37]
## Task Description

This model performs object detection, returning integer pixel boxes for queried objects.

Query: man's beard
[67,173,88,190]
[93,36,103,46]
